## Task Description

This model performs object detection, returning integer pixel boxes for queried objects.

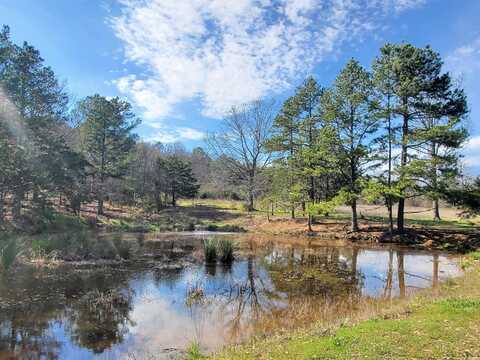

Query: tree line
[0,24,478,234]
[212,45,477,234]
[0,25,206,223]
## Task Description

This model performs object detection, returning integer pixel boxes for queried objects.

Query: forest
[0,24,478,235]
[1,23,480,360]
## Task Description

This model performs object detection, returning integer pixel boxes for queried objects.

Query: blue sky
[1,0,479,173]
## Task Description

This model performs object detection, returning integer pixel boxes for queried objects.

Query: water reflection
[0,235,460,359]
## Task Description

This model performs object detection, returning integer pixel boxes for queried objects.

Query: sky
[1,0,479,174]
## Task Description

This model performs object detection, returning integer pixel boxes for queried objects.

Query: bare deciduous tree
[207,100,275,211]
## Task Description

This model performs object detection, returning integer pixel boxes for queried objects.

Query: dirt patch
[241,215,479,253]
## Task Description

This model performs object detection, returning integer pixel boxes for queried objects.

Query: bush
[218,239,235,264]
[203,238,217,263]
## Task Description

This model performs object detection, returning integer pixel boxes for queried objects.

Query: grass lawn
[190,253,480,360]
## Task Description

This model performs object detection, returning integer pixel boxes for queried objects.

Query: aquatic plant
[218,239,235,264]
[186,283,205,306]
[203,237,217,263]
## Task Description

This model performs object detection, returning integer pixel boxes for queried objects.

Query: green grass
[210,299,480,360]
[206,254,480,360]
[331,211,478,231]
[186,342,206,359]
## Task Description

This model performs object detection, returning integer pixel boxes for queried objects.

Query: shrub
[203,238,217,263]
[218,239,235,264]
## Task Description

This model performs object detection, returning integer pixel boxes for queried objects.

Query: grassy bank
[190,252,480,360]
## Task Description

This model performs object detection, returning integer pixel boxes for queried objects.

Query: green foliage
[185,342,205,360]
[203,238,217,264]
[360,179,403,204]
[372,43,468,227]
[307,190,348,216]
[444,177,480,215]
[154,156,199,208]
[79,94,139,214]
[218,239,235,264]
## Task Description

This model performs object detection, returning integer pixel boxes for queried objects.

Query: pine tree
[375,44,468,230]
[322,59,379,231]
[153,156,199,207]
[79,95,139,215]
[0,25,71,219]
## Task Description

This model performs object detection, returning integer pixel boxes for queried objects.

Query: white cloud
[111,0,427,120]
[392,0,427,12]
[463,135,480,168]
[145,125,205,144]
[446,37,480,78]
[446,37,480,164]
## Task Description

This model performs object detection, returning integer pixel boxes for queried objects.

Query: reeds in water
[203,237,217,263]
[218,239,235,264]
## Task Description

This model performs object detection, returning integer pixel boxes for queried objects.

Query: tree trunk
[433,199,441,221]
[97,197,104,215]
[97,173,105,215]
[307,214,313,232]
[172,190,176,207]
[387,199,394,236]
[12,190,23,221]
[291,207,295,219]
[248,191,254,212]
[397,110,409,233]
[386,94,394,237]
[247,175,254,212]
[397,199,405,233]
[351,199,359,232]
[155,193,162,213]
[0,191,4,223]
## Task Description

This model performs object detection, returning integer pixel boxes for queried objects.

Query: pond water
[0,233,461,359]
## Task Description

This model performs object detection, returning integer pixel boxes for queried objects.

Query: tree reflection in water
[66,288,134,354]
[208,245,366,341]
[0,265,136,358]
[0,237,457,358]
[0,309,62,360]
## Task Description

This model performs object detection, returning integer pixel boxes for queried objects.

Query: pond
[0,233,461,359]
